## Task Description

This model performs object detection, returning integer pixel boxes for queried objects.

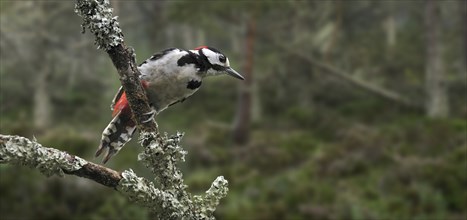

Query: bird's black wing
[139,48,178,66]
[110,86,124,111]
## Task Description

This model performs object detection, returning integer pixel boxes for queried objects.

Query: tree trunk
[166,27,175,46]
[182,25,194,49]
[33,3,53,131]
[425,0,449,118]
[34,64,52,130]
[196,29,205,47]
[462,0,466,70]
[110,0,119,15]
[323,0,342,63]
[232,16,256,145]
[251,76,262,123]
[384,0,396,63]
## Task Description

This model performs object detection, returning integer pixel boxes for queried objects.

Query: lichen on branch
[73,0,229,218]
[75,0,157,133]
[138,132,188,190]
[0,134,229,218]
[0,0,230,218]
[0,134,87,177]
[74,0,123,50]
[118,169,188,219]
[193,176,229,218]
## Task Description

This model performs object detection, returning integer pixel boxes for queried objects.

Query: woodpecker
[95,46,244,163]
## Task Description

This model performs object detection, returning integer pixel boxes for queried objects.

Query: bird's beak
[225,67,244,80]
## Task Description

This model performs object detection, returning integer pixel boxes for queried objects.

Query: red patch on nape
[194,46,208,50]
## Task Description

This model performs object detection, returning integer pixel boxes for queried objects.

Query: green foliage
[211,117,466,220]
[39,126,96,156]
[90,193,148,220]
[0,165,147,220]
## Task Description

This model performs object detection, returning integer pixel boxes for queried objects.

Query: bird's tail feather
[96,110,136,164]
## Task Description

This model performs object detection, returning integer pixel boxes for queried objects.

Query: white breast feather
[136,49,201,112]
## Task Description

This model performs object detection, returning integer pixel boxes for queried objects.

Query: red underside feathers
[112,80,149,117]
[112,92,129,117]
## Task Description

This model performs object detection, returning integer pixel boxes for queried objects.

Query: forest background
[0,1,466,220]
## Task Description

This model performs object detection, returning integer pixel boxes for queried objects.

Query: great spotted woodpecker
[95,46,244,163]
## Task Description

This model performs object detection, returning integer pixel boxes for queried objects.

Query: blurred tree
[323,0,342,63]
[110,0,119,14]
[383,1,396,57]
[425,0,449,118]
[0,1,107,131]
[233,15,256,145]
[464,1,467,66]
[167,1,276,144]
[33,54,53,130]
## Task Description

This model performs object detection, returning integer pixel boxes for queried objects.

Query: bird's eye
[219,55,226,63]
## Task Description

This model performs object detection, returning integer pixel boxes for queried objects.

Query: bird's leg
[141,110,156,123]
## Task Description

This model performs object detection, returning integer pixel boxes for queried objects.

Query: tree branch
[1,0,229,219]
[75,0,156,133]
[74,0,228,218]
[274,42,421,108]
[65,161,122,188]
[0,134,229,219]
[0,134,121,188]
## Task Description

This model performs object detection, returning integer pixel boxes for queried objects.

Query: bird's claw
[141,110,156,123]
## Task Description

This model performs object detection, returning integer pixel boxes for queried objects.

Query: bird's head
[194,46,244,80]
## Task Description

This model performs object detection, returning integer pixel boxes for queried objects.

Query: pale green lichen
[0,135,87,177]
[0,131,228,219]
[137,132,194,217]
[118,169,188,219]
[138,132,188,191]
[132,132,229,219]
[193,176,229,218]
[74,0,123,50]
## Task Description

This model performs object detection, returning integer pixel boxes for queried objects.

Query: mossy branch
[75,0,156,133]
[0,134,228,218]
[0,135,121,188]
[0,0,229,219]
